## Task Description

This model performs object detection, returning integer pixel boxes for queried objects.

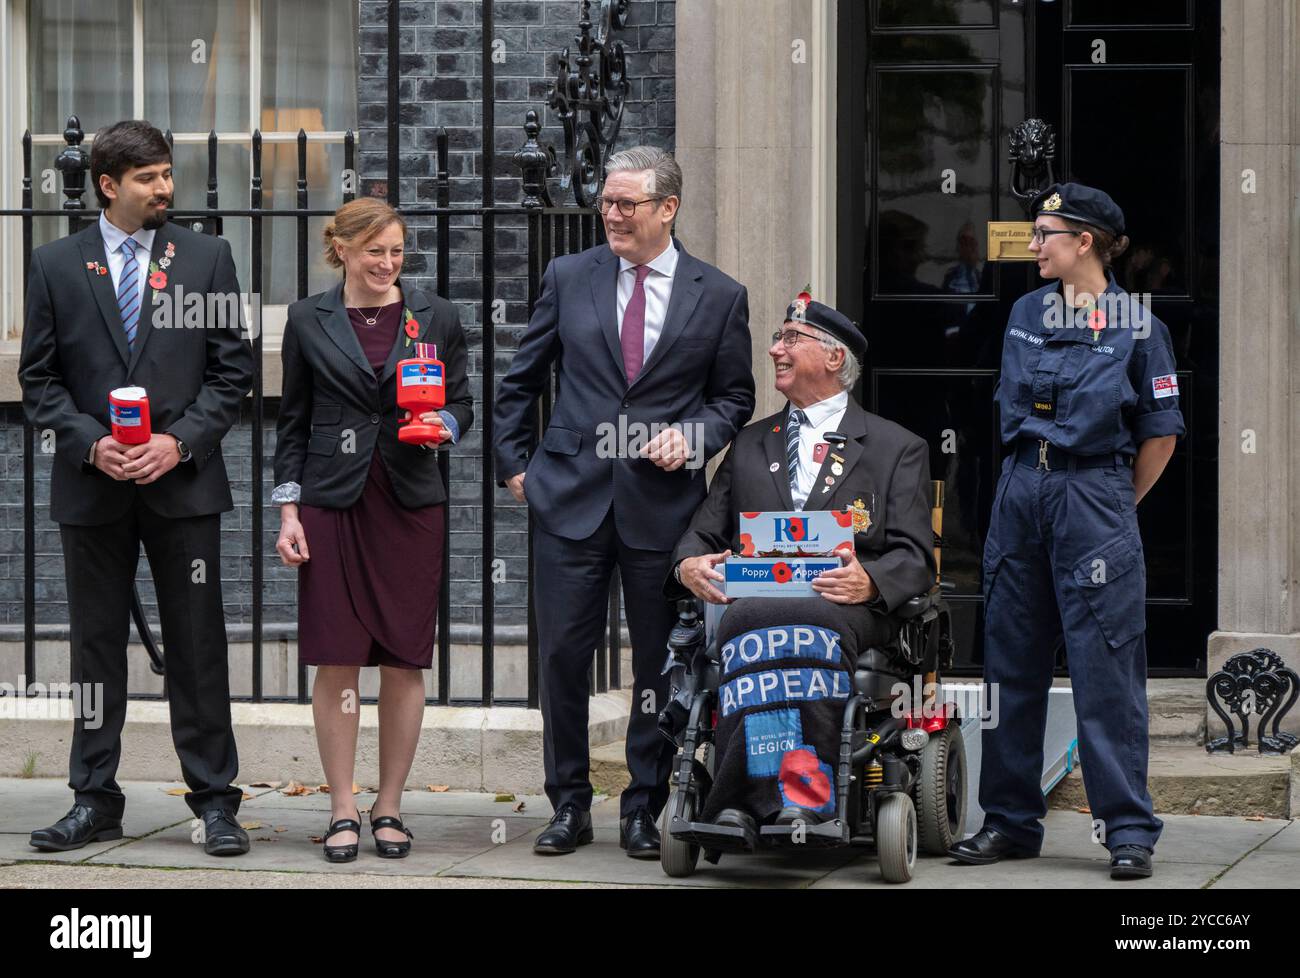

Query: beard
[141,198,171,230]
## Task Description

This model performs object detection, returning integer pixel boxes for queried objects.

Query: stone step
[1049,743,1300,819]
[1,691,633,796]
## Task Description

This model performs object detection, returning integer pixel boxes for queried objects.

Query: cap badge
[1041,192,1063,213]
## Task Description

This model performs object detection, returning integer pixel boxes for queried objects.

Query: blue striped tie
[786,408,805,506]
[117,238,141,351]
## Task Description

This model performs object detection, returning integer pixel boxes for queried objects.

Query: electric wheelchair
[656,481,966,884]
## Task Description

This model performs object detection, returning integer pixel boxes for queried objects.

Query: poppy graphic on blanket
[778,748,835,814]
[744,709,804,778]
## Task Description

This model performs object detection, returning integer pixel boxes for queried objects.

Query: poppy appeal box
[723,511,855,598]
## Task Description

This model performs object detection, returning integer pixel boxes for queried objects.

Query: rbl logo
[773,517,819,544]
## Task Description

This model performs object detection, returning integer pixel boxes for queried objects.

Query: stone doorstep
[1049,743,1300,819]
[0,690,632,796]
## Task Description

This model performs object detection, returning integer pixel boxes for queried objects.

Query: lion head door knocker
[1008,118,1058,205]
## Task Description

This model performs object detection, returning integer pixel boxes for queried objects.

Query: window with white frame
[2,0,359,341]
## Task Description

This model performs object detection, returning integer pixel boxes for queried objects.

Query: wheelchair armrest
[894,588,940,620]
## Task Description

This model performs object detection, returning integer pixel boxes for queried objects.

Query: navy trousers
[979,453,1162,853]
[532,509,677,819]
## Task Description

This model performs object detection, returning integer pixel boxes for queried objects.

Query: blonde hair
[322,198,407,269]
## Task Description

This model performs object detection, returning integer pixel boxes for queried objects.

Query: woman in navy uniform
[948,183,1183,880]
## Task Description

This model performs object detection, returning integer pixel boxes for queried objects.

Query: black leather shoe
[619,807,661,859]
[713,808,758,836]
[370,814,414,859]
[29,804,123,852]
[775,805,827,826]
[1110,844,1154,880]
[534,803,593,855]
[947,826,1039,865]
[201,809,250,856]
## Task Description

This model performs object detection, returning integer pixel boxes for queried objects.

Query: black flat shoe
[619,807,660,859]
[713,808,758,836]
[322,816,361,863]
[370,815,414,859]
[1110,844,1154,880]
[534,803,593,855]
[775,805,827,826]
[947,826,1039,865]
[29,804,123,852]
[201,809,250,856]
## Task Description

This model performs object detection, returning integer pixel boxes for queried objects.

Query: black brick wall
[2,0,675,634]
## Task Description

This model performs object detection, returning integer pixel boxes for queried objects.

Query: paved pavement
[2,778,1296,889]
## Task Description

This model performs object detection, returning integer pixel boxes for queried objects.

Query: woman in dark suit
[272,198,472,863]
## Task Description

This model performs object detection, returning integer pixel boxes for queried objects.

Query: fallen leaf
[274,826,287,833]
[240,821,262,830]
[426,784,450,793]
[318,782,363,795]
[164,788,188,796]
[249,780,282,789]
[254,836,277,842]
[1244,815,1265,822]
[1075,807,1091,814]
[512,801,526,813]
[281,780,316,797]
[309,835,324,844]
[241,792,253,801]
[495,793,516,803]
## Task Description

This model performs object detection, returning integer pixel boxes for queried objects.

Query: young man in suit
[19,120,254,855]
[493,147,756,857]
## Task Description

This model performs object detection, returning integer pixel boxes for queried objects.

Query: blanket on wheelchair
[701,596,892,824]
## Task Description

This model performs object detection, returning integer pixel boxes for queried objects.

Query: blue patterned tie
[786,408,805,506]
[117,238,141,351]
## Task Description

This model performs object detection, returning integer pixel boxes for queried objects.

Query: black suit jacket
[492,240,756,552]
[18,219,254,526]
[667,398,937,613]
[274,280,473,509]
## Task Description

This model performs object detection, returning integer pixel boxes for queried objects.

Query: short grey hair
[604,146,682,206]
[817,332,861,391]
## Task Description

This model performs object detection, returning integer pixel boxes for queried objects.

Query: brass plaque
[987,221,1036,261]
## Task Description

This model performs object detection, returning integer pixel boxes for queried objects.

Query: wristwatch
[174,437,192,462]
[673,560,684,583]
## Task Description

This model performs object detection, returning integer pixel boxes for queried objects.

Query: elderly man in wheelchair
[657,295,966,883]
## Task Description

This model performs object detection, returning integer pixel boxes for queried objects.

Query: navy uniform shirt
[995,273,1185,456]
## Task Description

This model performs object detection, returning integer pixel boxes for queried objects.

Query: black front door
[837,0,1219,676]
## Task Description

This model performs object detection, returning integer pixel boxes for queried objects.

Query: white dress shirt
[616,240,679,363]
[99,210,155,299]
[790,390,849,510]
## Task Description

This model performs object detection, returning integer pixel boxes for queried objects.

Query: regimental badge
[1041,192,1063,213]
[850,497,872,533]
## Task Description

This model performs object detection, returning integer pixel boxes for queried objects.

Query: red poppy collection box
[723,511,854,598]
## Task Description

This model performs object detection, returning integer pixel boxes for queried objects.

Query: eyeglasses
[1031,226,1083,245]
[594,195,665,217]
[771,327,827,349]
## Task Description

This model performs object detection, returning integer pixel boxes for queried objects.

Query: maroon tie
[621,264,652,383]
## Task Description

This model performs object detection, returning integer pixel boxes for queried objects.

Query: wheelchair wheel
[913,722,967,855]
[875,792,917,884]
[660,789,701,878]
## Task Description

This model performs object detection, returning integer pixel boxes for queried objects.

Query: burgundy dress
[296,301,445,669]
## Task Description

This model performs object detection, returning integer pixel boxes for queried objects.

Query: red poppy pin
[403,307,420,346]
[1089,306,1107,341]
[148,270,167,290]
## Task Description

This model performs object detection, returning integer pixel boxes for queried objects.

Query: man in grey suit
[20,120,253,856]
[494,147,756,857]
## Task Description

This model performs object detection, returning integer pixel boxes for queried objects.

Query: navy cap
[1031,182,1125,237]
[785,294,868,360]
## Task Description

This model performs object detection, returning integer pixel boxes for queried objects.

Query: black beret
[1031,182,1125,237]
[785,295,868,360]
